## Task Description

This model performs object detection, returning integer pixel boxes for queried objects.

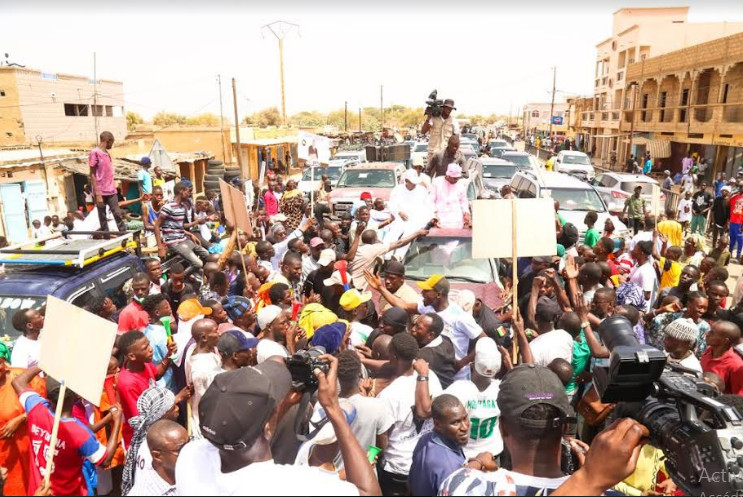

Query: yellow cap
[339,289,373,311]
[177,299,213,321]
[416,274,449,292]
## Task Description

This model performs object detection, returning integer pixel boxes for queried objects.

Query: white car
[591,173,664,216]
[298,164,345,200]
[411,142,429,168]
[332,150,367,163]
[554,151,595,181]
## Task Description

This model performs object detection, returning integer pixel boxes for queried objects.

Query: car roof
[517,171,594,189]
[502,151,529,157]
[480,158,516,166]
[344,162,402,170]
[558,150,588,156]
[602,172,659,184]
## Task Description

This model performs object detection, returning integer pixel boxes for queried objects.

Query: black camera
[286,346,329,393]
[425,89,444,118]
[595,316,743,495]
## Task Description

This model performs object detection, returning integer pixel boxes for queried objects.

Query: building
[0,66,127,147]
[584,7,743,166]
[523,103,569,138]
[622,31,743,179]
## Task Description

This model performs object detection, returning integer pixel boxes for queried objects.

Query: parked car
[327,162,406,217]
[402,228,503,309]
[478,158,520,196]
[591,173,663,216]
[488,139,509,150]
[411,142,429,168]
[509,171,630,238]
[298,164,346,200]
[460,144,479,162]
[331,150,367,163]
[0,237,144,342]
[460,138,480,156]
[489,146,517,159]
[501,151,540,170]
[553,151,595,181]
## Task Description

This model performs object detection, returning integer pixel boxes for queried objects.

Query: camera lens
[638,399,680,448]
[599,316,640,352]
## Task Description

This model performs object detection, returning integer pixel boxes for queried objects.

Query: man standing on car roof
[421,98,460,164]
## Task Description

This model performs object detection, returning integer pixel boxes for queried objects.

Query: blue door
[0,183,28,243]
[24,180,48,225]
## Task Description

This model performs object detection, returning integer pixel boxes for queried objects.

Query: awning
[623,137,672,159]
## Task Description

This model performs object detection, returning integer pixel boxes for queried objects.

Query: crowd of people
[2,128,743,497]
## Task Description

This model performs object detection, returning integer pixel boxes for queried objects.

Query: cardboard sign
[38,296,117,406]
[472,198,556,259]
[298,131,331,163]
[219,179,253,234]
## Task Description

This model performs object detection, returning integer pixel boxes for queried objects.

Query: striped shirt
[160,201,188,245]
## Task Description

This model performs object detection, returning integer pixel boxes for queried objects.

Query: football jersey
[445,379,503,458]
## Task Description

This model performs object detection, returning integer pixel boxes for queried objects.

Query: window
[722,84,730,104]
[92,105,104,116]
[531,110,540,118]
[106,105,113,117]
[0,90,5,97]
[64,103,89,116]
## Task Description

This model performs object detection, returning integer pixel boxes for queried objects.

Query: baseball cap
[311,323,346,354]
[417,274,450,293]
[218,330,259,357]
[141,157,152,166]
[383,260,405,276]
[446,164,463,178]
[199,361,291,451]
[324,270,345,287]
[535,296,561,323]
[381,307,409,329]
[412,156,425,168]
[474,337,502,378]
[222,296,253,322]
[663,170,671,175]
[318,248,336,267]
[178,299,213,321]
[497,364,571,429]
[339,289,372,311]
[310,237,325,249]
[360,192,372,201]
[403,169,421,185]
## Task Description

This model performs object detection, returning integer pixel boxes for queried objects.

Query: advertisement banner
[298,131,331,164]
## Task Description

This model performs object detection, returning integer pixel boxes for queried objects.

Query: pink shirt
[430,176,469,229]
[89,147,116,196]
[264,190,279,216]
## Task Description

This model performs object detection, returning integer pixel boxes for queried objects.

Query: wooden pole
[511,199,519,365]
[232,78,243,173]
[218,74,227,162]
[235,231,251,282]
[279,38,287,125]
[44,381,67,486]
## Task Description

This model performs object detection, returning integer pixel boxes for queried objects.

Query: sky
[1,0,740,121]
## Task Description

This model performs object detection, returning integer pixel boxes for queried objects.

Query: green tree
[243,107,282,127]
[185,113,220,126]
[126,111,144,131]
[153,112,187,127]
[289,111,326,127]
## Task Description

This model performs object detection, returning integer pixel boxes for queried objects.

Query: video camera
[424,89,444,118]
[595,316,743,495]
[286,346,330,393]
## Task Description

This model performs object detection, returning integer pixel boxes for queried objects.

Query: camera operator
[421,98,459,163]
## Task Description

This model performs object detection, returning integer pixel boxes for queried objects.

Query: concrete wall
[153,128,232,163]
[0,70,26,146]
[2,67,127,145]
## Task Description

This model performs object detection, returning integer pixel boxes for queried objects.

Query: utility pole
[232,78,243,171]
[93,52,99,142]
[344,101,348,132]
[548,66,557,144]
[628,56,646,166]
[262,21,300,125]
[380,85,384,129]
[217,75,227,162]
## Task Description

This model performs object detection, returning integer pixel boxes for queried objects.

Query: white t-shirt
[346,394,395,456]
[629,261,658,312]
[257,339,289,364]
[529,330,574,367]
[187,351,221,438]
[378,372,442,475]
[677,198,693,222]
[132,438,156,490]
[444,380,503,458]
[10,335,41,368]
[418,300,483,380]
[666,352,703,373]
[175,439,358,496]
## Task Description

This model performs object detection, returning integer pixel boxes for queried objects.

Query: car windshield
[333,154,357,161]
[301,167,343,182]
[502,154,530,167]
[414,143,428,153]
[489,140,507,148]
[483,164,518,179]
[562,154,591,165]
[0,295,46,340]
[336,169,396,188]
[546,188,606,212]
[403,237,494,284]
[620,181,655,194]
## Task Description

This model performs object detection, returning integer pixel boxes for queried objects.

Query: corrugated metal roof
[0,149,79,166]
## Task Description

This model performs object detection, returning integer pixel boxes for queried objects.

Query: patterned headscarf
[120,384,176,496]
[616,282,647,311]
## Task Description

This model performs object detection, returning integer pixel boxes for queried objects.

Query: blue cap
[181,179,193,189]
[141,156,152,166]
[218,330,259,357]
[311,322,346,355]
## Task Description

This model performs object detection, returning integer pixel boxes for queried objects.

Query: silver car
[590,172,663,216]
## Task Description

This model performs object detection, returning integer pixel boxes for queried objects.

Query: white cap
[324,270,345,287]
[257,305,283,330]
[403,169,421,185]
[318,248,336,267]
[474,337,501,378]
[412,156,425,168]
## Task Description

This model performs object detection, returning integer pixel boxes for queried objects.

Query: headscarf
[298,303,338,339]
[255,281,279,312]
[0,341,10,363]
[312,322,347,354]
[120,385,176,496]
[616,282,647,311]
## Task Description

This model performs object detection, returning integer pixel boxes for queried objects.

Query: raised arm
[575,293,609,359]
[512,312,533,365]
[387,229,428,252]
[11,366,42,394]
[364,269,418,314]
[412,359,433,419]
[343,222,366,262]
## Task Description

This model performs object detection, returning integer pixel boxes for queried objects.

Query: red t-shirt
[117,301,150,334]
[701,347,743,394]
[117,362,158,447]
[730,194,743,225]
[21,391,106,496]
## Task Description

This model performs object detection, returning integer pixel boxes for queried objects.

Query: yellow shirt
[657,220,683,248]
[659,256,682,289]
[545,157,554,171]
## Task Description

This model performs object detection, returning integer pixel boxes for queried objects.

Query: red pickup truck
[327,162,407,218]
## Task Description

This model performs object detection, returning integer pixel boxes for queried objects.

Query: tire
[207,167,225,175]
[204,180,221,189]
[208,160,223,167]
[224,172,240,180]
[225,166,241,174]
[204,174,222,182]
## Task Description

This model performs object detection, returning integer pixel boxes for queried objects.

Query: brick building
[623,32,743,178]
[0,66,127,147]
